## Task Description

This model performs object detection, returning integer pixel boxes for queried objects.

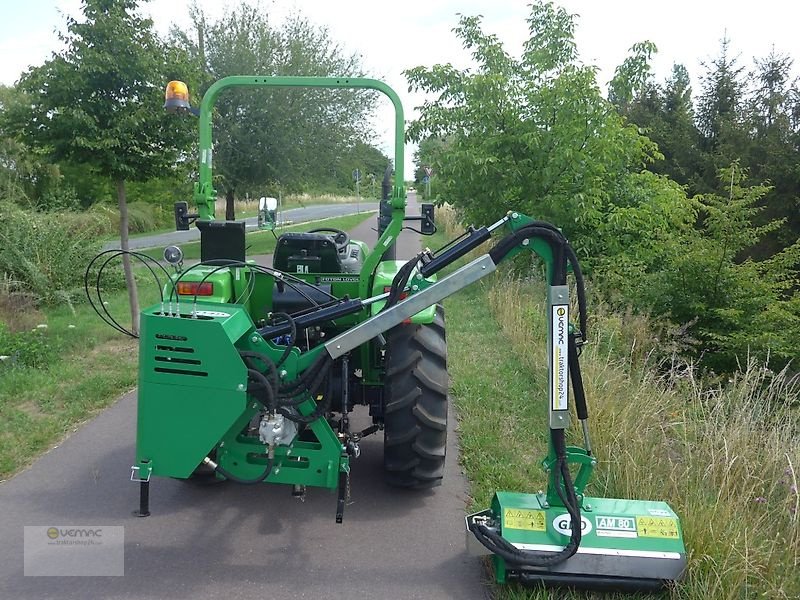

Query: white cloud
[3,0,798,176]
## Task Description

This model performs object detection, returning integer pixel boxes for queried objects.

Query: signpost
[423,166,433,199]
[353,168,361,213]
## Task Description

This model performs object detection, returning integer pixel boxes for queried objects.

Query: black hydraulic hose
[85,249,171,338]
[564,244,588,339]
[488,224,587,336]
[468,428,582,567]
[568,334,589,422]
[278,355,333,409]
[268,312,296,369]
[280,365,334,424]
[239,350,279,392]
[489,226,568,282]
[384,252,423,310]
[205,455,274,485]
[278,352,332,396]
[245,368,276,412]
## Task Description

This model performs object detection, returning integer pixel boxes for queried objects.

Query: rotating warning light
[164,80,191,113]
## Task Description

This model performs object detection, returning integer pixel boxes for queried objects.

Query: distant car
[408,187,416,192]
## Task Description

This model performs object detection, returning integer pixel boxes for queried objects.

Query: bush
[0,322,55,369]
[0,202,106,304]
[89,201,171,234]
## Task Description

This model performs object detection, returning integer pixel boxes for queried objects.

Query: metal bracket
[325,254,497,359]
[130,464,152,483]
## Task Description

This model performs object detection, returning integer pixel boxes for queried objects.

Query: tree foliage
[16,0,191,184]
[405,3,665,260]
[406,1,799,371]
[172,3,386,210]
[11,0,194,330]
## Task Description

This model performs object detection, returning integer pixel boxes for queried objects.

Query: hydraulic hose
[268,311,296,369]
[203,454,274,485]
[279,367,334,424]
[245,368,276,412]
[471,221,587,567]
[383,252,424,310]
[488,224,587,338]
[468,429,582,567]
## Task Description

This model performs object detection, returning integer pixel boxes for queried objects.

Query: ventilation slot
[155,356,201,366]
[155,333,188,341]
[156,345,194,353]
[154,367,208,377]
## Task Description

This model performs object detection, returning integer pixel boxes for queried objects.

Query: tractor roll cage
[192,76,408,299]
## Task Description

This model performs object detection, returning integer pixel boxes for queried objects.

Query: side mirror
[420,203,435,235]
[174,201,190,231]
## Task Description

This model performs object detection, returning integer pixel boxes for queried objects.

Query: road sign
[422,176,430,184]
[423,166,433,177]
[352,169,361,182]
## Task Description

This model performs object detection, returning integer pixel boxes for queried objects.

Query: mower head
[467,492,686,591]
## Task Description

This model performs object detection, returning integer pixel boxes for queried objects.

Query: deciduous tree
[17,0,192,334]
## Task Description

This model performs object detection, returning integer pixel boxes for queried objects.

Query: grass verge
[0,285,159,480]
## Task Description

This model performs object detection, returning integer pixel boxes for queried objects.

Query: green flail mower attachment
[462,213,687,591]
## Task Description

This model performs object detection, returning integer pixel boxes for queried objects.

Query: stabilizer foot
[134,480,151,517]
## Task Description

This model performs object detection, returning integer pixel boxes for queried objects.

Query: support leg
[134,480,151,517]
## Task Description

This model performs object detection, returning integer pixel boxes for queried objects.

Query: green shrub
[0,322,55,369]
[0,202,105,304]
[89,201,171,234]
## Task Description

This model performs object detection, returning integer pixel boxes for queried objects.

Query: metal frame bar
[325,254,497,359]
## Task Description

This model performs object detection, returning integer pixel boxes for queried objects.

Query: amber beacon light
[164,80,191,113]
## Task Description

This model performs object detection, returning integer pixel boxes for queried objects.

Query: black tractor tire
[383,305,448,489]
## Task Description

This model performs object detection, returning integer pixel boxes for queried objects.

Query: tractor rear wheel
[383,305,448,489]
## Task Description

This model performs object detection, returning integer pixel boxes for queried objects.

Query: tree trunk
[116,178,140,336]
[225,187,235,221]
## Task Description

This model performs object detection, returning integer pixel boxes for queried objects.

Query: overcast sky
[1,0,798,175]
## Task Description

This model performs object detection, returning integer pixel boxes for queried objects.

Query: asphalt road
[0,193,491,600]
[104,201,379,251]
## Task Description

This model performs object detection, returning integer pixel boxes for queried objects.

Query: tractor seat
[273,232,343,274]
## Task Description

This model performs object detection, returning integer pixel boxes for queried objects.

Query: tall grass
[89,201,172,234]
[0,202,108,305]
[485,276,800,599]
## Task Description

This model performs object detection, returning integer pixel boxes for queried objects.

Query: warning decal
[504,508,546,531]
[636,516,680,539]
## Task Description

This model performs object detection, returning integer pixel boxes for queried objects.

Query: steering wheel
[307,227,350,252]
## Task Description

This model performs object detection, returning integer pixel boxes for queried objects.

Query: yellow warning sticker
[504,508,546,531]
[636,516,680,539]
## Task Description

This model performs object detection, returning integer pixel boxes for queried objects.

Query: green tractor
[143,77,446,507]
[93,76,686,591]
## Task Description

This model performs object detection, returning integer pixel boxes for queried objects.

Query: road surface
[0,193,490,600]
[104,201,379,251]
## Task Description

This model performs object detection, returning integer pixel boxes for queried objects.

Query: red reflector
[382,286,407,300]
[177,281,213,296]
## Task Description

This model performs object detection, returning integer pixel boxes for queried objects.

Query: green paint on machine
[481,492,687,587]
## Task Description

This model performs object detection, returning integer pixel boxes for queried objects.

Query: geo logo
[552,514,593,536]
